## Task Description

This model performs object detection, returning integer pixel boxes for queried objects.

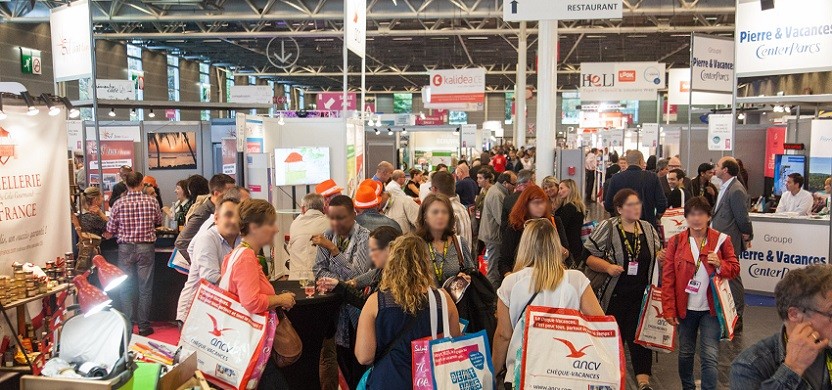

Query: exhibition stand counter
[739,213,829,294]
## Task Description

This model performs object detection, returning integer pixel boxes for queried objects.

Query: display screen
[274,147,331,186]
[773,154,806,196]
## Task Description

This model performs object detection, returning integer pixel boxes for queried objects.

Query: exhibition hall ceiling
[3,0,737,92]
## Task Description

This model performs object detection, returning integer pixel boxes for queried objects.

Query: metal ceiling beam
[96,25,734,39]
[237,70,548,77]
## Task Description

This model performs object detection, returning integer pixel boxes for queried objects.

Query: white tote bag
[634,262,676,352]
[179,248,275,390]
[520,307,624,390]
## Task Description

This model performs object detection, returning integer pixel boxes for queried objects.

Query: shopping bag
[711,275,738,341]
[634,261,676,353]
[660,208,687,244]
[168,248,190,275]
[179,249,276,390]
[519,307,624,390]
[429,330,495,390]
[412,289,451,390]
[580,220,598,243]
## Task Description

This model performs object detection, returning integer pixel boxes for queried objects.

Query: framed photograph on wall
[147,132,198,170]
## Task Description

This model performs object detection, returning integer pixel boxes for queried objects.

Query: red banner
[764,127,786,177]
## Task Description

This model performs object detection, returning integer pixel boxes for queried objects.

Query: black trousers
[585,169,596,202]
[607,287,653,377]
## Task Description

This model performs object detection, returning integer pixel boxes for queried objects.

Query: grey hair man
[287,193,330,280]
[385,170,407,197]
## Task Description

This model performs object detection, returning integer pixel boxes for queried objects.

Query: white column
[515,21,527,148]
[535,21,558,179]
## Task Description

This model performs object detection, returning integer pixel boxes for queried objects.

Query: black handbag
[450,236,498,341]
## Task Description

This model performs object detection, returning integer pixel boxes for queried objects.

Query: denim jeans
[116,243,155,330]
[678,309,721,390]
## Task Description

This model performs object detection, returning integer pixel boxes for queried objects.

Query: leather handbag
[272,308,302,367]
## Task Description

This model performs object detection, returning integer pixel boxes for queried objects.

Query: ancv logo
[555,338,602,370]
[208,314,234,337]
[0,127,17,166]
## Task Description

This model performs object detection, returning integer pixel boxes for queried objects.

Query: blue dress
[366,290,445,389]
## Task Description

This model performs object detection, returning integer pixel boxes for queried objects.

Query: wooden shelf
[1,284,70,311]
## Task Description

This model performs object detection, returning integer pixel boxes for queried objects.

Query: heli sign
[503,0,622,21]
[427,68,486,104]
[580,62,665,101]
[735,0,832,77]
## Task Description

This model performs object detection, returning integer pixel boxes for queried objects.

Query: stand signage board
[502,0,622,21]
[461,124,477,148]
[707,114,734,151]
[641,123,659,148]
[735,0,832,77]
[84,125,141,142]
[229,86,274,104]
[667,69,733,105]
[316,92,357,111]
[690,34,735,93]
[50,0,92,82]
[96,79,136,100]
[345,0,367,58]
[738,217,829,294]
[427,68,486,104]
[579,62,665,101]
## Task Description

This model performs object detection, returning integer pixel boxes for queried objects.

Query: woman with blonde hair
[355,234,461,389]
[492,219,604,389]
[540,176,560,209]
[555,178,587,261]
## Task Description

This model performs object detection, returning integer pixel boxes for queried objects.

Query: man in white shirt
[382,191,420,234]
[175,198,241,324]
[385,170,407,197]
[287,193,330,280]
[584,148,598,203]
[776,173,814,216]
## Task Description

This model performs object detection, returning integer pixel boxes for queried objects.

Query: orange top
[220,248,275,314]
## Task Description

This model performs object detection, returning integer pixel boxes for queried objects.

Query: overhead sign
[50,0,93,82]
[707,114,734,151]
[229,85,274,105]
[316,92,357,110]
[427,68,486,104]
[735,0,832,77]
[641,123,659,148]
[266,37,300,69]
[19,48,42,75]
[84,125,142,142]
[345,0,367,58]
[690,34,735,93]
[461,124,477,148]
[96,79,135,100]
[810,119,832,158]
[667,69,733,105]
[503,0,622,21]
[579,62,665,101]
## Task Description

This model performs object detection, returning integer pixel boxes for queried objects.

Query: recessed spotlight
[148,109,156,118]
[374,128,380,135]
[108,108,116,117]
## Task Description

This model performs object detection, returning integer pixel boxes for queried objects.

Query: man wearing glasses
[731,264,832,389]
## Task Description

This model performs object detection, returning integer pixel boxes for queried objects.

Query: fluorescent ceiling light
[392,37,412,41]
[467,37,488,40]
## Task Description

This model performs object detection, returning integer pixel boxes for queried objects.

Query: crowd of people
[74,145,832,390]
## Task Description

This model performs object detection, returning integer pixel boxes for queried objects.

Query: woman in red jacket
[661,196,740,390]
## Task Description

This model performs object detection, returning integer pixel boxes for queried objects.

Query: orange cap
[142,176,158,188]
[315,179,343,197]
[359,179,383,196]
[353,183,381,209]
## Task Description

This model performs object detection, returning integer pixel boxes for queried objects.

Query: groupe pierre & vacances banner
[0,109,72,270]
[735,0,832,77]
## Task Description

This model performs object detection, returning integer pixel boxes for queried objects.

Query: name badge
[627,261,639,276]
[685,280,702,294]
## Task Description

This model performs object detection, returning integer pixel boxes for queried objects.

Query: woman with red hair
[498,185,573,277]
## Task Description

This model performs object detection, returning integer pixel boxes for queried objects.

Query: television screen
[773,154,806,196]
[274,147,331,186]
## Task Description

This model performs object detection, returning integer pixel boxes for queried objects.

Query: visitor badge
[627,261,639,276]
[685,280,702,294]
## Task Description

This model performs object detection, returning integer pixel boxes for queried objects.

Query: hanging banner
[580,62,665,101]
[641,123,659,148]
[764,127,787,177]
[50,0,92,82]
[735,0,832,77]
[345,0,367,58]
[427,68,486,104]
[667,69,734,106]
[96,79,136,100]
[502,0,622,21]
[0,111,72,270]
[707,114,734,151]
[87,140,135,199]
[461,124,477,148]
[316,92,357,111]
[229,86,274,105]
[690,34,735,93]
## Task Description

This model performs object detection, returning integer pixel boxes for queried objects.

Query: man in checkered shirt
[106,171,162,336]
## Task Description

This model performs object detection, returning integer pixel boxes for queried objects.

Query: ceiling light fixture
[374,118,382,127]
[374,128,380,135]
[454,127,460,135]
[367,117,374,126]
[41,94,61,116]
[21,92,39,116]
[60,97,80,118]
[402,127,407,135]
[148,109,156,118]
[387,128,393,136]
[108,108,116,117]
[277,113,285,126]
[737,112,746,120]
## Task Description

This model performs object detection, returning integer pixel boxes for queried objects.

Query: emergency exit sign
[503,0,622,21]
[19,47,42,75]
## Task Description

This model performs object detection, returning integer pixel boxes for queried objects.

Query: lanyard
[429,240,450,281]
[690,230,708,273]
[240,241,252,249]
[826,350,832,386]
[336,236,351,253]
[617,218,641,262]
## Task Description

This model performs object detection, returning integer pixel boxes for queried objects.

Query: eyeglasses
[802,307,832,322]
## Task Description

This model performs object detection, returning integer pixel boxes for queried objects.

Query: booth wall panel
[142,121,208,206]
[0,23,55,96]
[366,132,398,178]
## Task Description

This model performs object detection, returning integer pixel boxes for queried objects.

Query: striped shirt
[451,196,474,256]
[106,190,162,244]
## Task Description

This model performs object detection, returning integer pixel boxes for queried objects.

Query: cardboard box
[20,375,131,390]
[159,349,196,390]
